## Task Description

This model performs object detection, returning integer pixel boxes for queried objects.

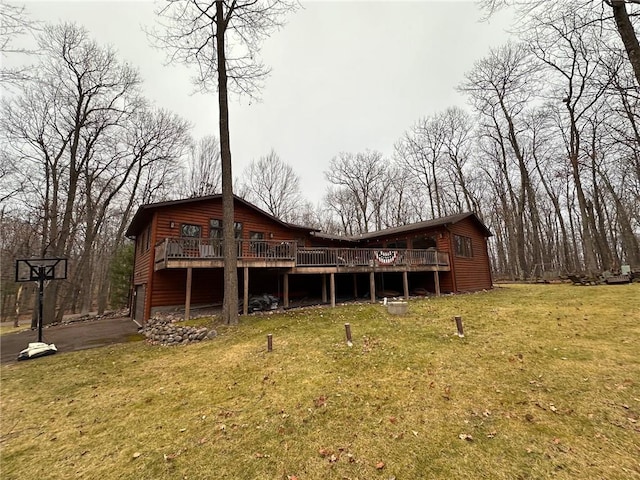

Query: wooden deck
[153,237,451,318]
[154,238,451,273]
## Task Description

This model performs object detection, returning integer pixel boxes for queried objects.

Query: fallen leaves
[164,452,180,462]
[318,448,332,458]
[318,446,359,465]
[376,461,385,470]
[443,385,451,401]
[458,433,473,441]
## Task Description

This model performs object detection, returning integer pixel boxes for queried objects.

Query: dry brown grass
[1,283,639,479]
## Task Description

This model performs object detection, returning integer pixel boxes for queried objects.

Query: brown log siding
[153,199,312,246]
[147,199,313,312]
[447,218,492,292]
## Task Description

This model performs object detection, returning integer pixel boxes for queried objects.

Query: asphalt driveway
[1,316,141,364]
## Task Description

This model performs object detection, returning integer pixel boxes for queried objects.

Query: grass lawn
[1,284,639,479]
[0,324,31,336]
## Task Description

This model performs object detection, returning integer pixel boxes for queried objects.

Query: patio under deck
[153,238,451,317]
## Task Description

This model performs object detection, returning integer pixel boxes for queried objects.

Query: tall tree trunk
[610,0,640,86]
[217,0,239,326]
[599,168,640,267]
[565,103,599,274]
[535,170,571,271]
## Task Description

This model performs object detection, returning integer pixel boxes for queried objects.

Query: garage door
[134,284,146,322]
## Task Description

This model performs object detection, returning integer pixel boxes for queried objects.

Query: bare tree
[1,22,189,323]
[379,164,427,227]
[179,135,222,197]
[395,116,447,218]
[324,187,359,236]
[460,43,541,278]
[151,0,298,325]
[527,6,614,273]
[0,1,38,84]
[439,107,482,214]
[239,149,303,221]
[325,150,391,234]
[480,0,640,85]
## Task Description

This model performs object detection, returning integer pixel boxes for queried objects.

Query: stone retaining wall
[143,319,216,346]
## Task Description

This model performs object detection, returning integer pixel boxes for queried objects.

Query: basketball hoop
[14,258,68,359]
[15,258,67,283]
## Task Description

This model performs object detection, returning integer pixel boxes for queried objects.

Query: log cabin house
[125,195,493,323]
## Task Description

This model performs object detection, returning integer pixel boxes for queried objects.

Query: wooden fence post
[455,315,464,338]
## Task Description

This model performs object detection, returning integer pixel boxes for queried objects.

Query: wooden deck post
[353,273,358,299]
[321,274,327,303]
[369,272,376,303]
[243,267,249,315]
[330,273,336,308]
[284,272,289,308]
[434,270,440,296]
[185,267,192,320]
[403,270,409,300]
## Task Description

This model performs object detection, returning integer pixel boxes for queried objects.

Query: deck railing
[295,247,448,267]
[155,238,297,264]
[155,238,449,268]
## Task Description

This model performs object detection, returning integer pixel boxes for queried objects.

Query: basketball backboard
[15,258,68,282]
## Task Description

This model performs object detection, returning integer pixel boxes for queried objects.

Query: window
[454,234,473,258]
[387,240,407,249]
[209,219,222,239]
[145,226,151,251]
[210,219,243,238]
[413,235,437,250]
[180,223,202,238]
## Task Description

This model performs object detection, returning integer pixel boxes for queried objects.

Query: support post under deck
[403,270,409,300]
[185,267,193,320]
[353,273,358,299]
[321,274,327,303]
[330,273,336,308]
[369,272,376,304]
[243,267,249,315]
[284,273,289,308]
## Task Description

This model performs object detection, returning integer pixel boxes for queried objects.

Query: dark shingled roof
[125,194,319,238]
[313,212,492,241]
[126,195,491,241]
[352,212,493,240]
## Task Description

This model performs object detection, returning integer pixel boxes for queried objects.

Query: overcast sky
[4,0,514,204]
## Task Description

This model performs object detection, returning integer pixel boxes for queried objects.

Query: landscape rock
[141,318,216,346]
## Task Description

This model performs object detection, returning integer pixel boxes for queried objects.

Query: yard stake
[267,334,273,352]
[455,316,464,338]
[345,323,353,347]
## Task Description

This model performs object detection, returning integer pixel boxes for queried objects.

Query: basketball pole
[37,265,45,343]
